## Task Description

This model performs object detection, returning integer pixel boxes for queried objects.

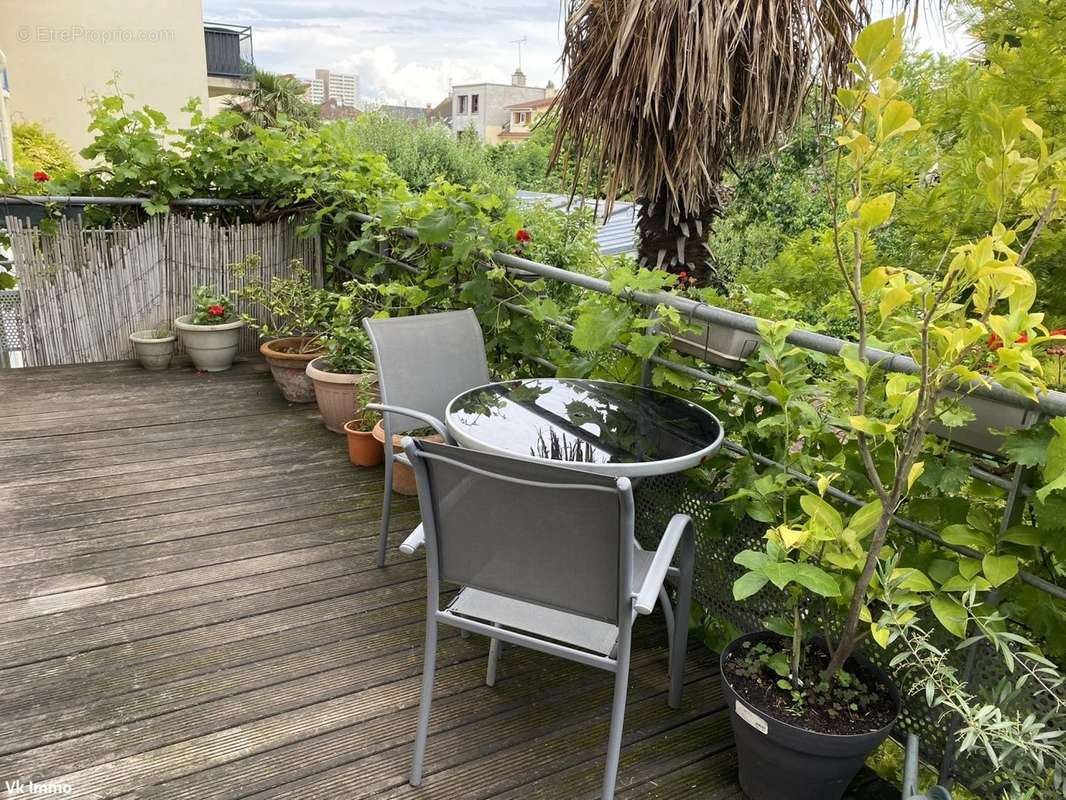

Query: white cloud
[204,0,564,105]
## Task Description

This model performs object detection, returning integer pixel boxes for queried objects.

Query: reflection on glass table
[446,378,724,478]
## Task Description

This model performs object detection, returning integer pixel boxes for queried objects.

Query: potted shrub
[343,382,384,467]
[306,296,375,433]
[232,257,334,403]
[129,326,176,370]
[174,286,245,372]
[715,20,1062,800]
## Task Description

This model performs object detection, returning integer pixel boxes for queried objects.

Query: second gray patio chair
[403,437,696,800]
[362,309,490,567]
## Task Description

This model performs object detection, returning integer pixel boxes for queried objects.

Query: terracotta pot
[174,314,244,372]
[260,337,323,403]
[344,420,385,466]
[373,420,445,495]
[305,357,374,434]
[129,330,176,371]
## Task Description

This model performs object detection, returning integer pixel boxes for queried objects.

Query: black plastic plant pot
[720,631,901,800]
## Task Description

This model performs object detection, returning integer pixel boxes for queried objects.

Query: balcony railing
[203,22,254,79]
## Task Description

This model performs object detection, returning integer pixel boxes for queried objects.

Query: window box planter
[174,314,244,372]
[305,357,374,433]
[668,319,760,370]
[720,631,900,800]
[260,336,322,403]
[129,330,176,371]
[930,392,1040,455]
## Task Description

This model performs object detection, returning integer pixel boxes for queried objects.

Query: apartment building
[307,69,358,108]
[451,69,547,145]
[0,0,253,154]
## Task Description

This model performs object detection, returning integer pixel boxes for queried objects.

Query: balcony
[203,22,254,96]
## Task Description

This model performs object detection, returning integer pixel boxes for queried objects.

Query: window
[458,95,468,114]
[513,111,528,126]
[471,94,479,114]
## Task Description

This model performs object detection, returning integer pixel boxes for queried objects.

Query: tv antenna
[511,36,528,70]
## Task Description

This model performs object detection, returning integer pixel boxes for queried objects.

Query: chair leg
[669,545,695,710]
[486,633,501,687]
[602,629,632,800]
[377,453,394,568]
[658,585,675,666]
[409,618,438,786]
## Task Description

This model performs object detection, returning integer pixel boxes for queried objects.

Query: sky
[202,1,972,108]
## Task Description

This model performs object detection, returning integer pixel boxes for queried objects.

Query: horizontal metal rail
[352,211,1066,417]
[1,195,267,208]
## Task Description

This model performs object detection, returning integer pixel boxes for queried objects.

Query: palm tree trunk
[636,181,729,290]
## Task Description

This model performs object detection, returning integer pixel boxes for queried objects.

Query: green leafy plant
[728,15,1064,715]
[351,381,381,433]
[231,256,333,353]
[321,295,374,374]
[190,286,235,325]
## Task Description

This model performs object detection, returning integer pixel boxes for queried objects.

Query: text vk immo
[4,780,73,796]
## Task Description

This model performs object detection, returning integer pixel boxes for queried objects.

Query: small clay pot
[344,420,385,467]
[260,336,322,403]
[373,420,445,495]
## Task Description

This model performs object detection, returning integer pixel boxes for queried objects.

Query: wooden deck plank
[0,360,898,800]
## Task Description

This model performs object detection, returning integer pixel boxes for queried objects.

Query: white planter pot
[129,330,176,371]
[174,314,244,372]
[931,392,1039,454]
[669,319,761,370]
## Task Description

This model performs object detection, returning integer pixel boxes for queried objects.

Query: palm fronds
[550,0,867,222]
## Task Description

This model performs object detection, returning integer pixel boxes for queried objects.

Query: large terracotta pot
[373,421,445,495]
[305,357,374,433]
[260,337,322,403]
[344,420,385,467]
[129,330,176,371]
[174,314,244,372]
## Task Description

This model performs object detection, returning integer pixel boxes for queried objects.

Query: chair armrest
[634,514,693,615]
[399,524,425,555]
[366,403,452,443]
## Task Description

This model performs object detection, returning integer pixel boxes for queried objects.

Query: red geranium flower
[33,170,49,182]
[515,229,531,243]
[988,332,1029,350]
[207,304,225,317]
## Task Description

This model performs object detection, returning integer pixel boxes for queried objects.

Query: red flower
[988,332,1028,350]
[1049,329,1066,338]
[207,304,225,317]
[33,170,49,182]
[515,229,531,243]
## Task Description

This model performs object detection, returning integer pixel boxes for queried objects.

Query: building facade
[451,69,547,145]
[499,83,556,143]
[0,0,251,155]
[309,69,358,108]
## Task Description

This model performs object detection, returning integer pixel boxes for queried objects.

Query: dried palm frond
[549,0,868,224]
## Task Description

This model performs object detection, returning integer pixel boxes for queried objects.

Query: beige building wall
[0,0,210,156]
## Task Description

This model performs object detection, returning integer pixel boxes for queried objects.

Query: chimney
[544,80,557,99]
[511,68,527,87]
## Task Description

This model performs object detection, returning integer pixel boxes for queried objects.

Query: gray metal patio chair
[402,437,696,800]
[362,309,490,567]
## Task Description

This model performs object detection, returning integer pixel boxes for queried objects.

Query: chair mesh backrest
[364,310,490,433]
[410,439,628,624]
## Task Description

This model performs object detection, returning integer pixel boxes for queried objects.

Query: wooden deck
[0,360,896,800]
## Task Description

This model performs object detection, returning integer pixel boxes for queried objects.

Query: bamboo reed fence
[4,214,320,367]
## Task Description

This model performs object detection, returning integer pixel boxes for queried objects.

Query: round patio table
[445,378,723,478]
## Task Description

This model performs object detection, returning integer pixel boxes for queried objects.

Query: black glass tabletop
[445,378,723,477]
